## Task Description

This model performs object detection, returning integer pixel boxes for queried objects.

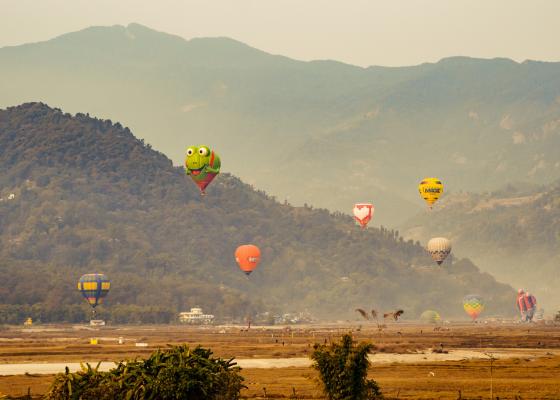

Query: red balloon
[235,245,261,276]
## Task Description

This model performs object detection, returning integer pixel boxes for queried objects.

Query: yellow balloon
[418,177,444,208]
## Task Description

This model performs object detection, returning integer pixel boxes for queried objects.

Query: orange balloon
[235,245,261,276]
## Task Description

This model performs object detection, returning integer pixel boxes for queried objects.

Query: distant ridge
[1,24,560,227]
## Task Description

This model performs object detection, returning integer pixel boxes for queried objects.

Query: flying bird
[384,310,404,321]
[355,308,369,320]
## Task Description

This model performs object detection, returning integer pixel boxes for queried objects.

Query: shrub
[44,345,245,400]
[45,362,113,400]
[311,333,382,400]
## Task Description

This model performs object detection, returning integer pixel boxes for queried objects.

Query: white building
[179,307,215,325]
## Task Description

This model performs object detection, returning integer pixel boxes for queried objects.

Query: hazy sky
[1,0,559,66]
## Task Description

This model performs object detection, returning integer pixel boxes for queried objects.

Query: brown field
[0,322,560,399]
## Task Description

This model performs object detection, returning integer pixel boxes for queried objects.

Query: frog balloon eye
[184,144,221,195]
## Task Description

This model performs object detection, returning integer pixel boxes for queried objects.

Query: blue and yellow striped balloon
[78,273,110,308]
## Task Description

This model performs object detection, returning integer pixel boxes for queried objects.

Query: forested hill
[402,182,560,310]
[3,24,560,225]
[0,103,515,323]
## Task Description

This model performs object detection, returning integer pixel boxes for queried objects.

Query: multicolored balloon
[516,289,537,321]
[235,245,261,276]
[353,203,374,229]
[427,237,452,265]
[185,145,221,194]
[420,310,441,324]
[418,177,444,208]
[463,294,485,321]
[78,273,110,309]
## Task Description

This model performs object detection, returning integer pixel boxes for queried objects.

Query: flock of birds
[355,308,405,327]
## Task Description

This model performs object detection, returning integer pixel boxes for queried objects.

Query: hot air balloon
[185,145,221,195]
[420,310,441,324]
[418,178,444,208]
[463,294,485,321]
[235,245,261,276]
[427,237,452,265]
[78,273,110,317]
[516,290,537,322]
[353,203,374,229]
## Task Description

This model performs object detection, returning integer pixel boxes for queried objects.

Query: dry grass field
[0,322,559,399]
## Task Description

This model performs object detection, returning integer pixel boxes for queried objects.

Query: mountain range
[0,103,515,323]
[2,23,560,225]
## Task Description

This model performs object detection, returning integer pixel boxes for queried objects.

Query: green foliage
[45,363,111,400]
[0,103,516,323]
[311,334,382,400]
[44,344,245,400]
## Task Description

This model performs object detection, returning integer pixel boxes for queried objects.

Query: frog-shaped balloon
[185,145,221,195]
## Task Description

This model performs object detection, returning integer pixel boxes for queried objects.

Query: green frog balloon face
[185,145,221,195]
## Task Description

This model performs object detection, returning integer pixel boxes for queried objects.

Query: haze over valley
[2,24,560,227]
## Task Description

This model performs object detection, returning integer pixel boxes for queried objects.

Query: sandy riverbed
[0,347,555,375]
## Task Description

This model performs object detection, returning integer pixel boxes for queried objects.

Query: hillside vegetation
[2,24,560,224]
[403,182,560,310]
[0,103,515,323]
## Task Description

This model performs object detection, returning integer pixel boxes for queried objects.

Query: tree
[44,344,245,399]
[311,333,382,400]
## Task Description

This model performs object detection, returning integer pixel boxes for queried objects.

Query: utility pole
[484,352,496,399]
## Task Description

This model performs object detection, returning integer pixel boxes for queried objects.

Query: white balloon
[353,203,374,228]
[426,237,452,265]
